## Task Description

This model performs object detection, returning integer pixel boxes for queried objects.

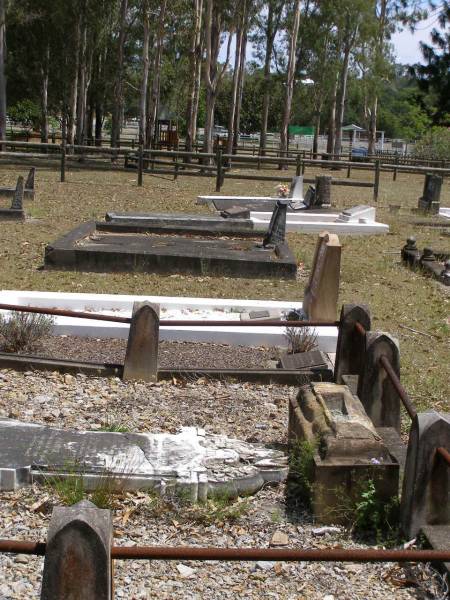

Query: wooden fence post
[137,144,143,187]
[60,142,66,183]
[295,154,301,177]
[216,147,223,192]
[393,155,399,181]
[374,160,380,201]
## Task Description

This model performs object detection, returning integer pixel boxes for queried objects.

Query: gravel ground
[12,336,278,370]
[0,369,448,599]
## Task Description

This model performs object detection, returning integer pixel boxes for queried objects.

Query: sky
[219,12,441,67]
[390,13,441,64]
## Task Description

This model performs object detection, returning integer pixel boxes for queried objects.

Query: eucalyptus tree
[202,0,236,154]
[185,0,204,152]
[279,0,301,158]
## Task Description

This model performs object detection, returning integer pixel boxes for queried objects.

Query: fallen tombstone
[0,419,287,501]
[0,167,35,200]
[0,176,25,221]
[45,202,297,279]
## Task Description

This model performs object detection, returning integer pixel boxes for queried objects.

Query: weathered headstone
[289,382,399,524]
[123,301,160,382]
[315,175,332,207]
[302,186,316,208]
[418,173,442,214]
[303,231,341,321]
[25,167,36,194]
[401,411,450,538]
[401,236,420,266]
[262,198,289,248]
[41,500,113,600]
[334,303,371,383]
[357,332,401,433]
[288,175,304,200]
[11,176,24,210]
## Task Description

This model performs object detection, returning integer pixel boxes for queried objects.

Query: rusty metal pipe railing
[436,446,450,467]
[0,303,338,328]
[378,354,417,420]
[1,540,449,562]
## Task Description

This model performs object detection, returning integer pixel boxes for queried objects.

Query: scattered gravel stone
[0,368,447,599]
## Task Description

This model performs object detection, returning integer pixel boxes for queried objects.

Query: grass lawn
[0,160,448,415]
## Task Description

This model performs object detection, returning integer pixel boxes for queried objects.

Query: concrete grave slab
[0,290,339,351]
[0,419,287,500]
[44,221,297,279]
[104,211,254,234]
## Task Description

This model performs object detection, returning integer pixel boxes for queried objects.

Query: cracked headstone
[261,198,289,248]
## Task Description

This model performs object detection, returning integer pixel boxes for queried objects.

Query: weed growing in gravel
[144,488,250,525]
[43,462,129,509]
[352,479,400,544]
[284,325,318,354]
[0,311,54,353]
[99,416,129,433]
[286,439,316,510]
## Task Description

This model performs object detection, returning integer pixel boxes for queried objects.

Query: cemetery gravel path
[0,370,447,599]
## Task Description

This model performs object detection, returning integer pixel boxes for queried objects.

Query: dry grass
[0,160,448,415]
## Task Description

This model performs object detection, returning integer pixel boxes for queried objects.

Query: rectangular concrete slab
[45,221,297,279]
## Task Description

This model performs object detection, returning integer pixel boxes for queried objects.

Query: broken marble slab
[0,419,287,501]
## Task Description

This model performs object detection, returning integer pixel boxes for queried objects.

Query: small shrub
[352,478,400,544]
[0,311,54,353]
[284,325,318,354]
[413,127,450,161]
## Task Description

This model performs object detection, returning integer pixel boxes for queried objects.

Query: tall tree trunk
[95,104,103,145]
[111,0,128,148]
[139,2,150,147]
[75,5,87,146]
[312,109,321,158]
[226,7,245,156]
[40,43,50,143]
[232,17,248,153]
[279,0,301,164]
[67,16,80,145]
[333,41,351,158]
[146,0,167,149]
[0,0,6,148]
[185,0,203,153]
[259,2,281,155]
[326,73,338,156]
[203,0,233,156]
[367,96,378,154]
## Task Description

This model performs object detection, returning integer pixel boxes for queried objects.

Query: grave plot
[402,237,450,286]
[44,200,297,279]
[0,175,25,221]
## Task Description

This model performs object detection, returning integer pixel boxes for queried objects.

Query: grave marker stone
[123,301,160,382]
[288,176,304,200]
[303,231,341,321]
[418,174,442,214]
[262,198,289,248]
[41,500,113,600]
[401,411,450,538]
[315,175,332,207]
[11,176,24,210]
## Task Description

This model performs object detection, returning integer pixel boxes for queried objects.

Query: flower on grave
[276,184,289,198]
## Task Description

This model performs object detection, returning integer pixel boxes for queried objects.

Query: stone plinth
[289,382,399,524]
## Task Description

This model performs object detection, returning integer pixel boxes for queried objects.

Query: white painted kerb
[0,290,339,351]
